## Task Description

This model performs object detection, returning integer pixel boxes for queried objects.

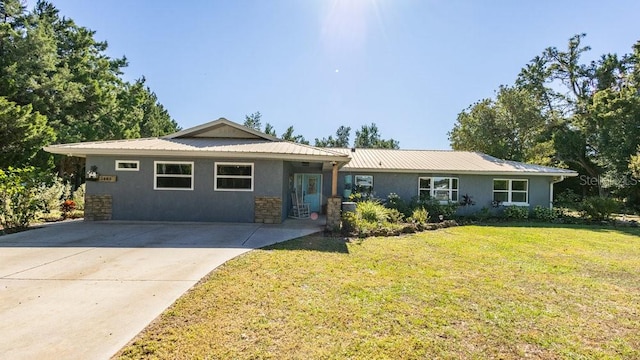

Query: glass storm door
[295,174,322,212]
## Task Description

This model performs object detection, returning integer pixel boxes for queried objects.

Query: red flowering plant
[61,199,76,219]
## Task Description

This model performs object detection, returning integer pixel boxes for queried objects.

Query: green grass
[117,224,640,359]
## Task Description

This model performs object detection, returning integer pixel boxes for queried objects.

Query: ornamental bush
[385,192,411,217]
[533,205,557,222]
[408,207,428,225]
[357,200,389,223]
[416,198,458,222]
[342,198,456,237]
[72,183,86,210]
[503,205,529,220]
[36,176,71,214]
[0,167,44,233]
[579,196,619,221]
[342,201,404,237]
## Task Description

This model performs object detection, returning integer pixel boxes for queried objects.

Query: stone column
[254,196,282,224]
[84,195,112,221]
[325,196,342,231]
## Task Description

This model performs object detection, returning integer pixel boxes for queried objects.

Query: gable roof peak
[164,118,279,141]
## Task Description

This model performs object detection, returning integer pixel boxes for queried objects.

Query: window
[493,179,528,205]
[418,177,458,203]
[215,162,253,191]
[154,161,193,190]
[353,175,373,197]
[115,160,139,171]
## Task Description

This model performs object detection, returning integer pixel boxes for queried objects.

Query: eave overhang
[338,167,579,177]
[43,145,350,164]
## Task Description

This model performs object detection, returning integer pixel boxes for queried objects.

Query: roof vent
[351,147,356,152]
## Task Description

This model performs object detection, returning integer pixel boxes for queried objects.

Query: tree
[449,86,553,164]
[117,77,179,138]
[315,126,351,147]
[589,86,640,177]
[243,111,262,131]
[264,123,276,136]
[281,125,309,144]
[354,123,399,149]
[0,97,55,169]
[454,34,640,201]
[0,0,25,24]
[0,166,44,233]
[241,112,308,143]
[514,34,603,178]
[0,1,178,176]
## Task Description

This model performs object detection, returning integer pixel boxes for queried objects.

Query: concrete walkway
[0,219,323,360]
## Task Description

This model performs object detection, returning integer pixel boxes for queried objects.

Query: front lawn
[117,224,640,359]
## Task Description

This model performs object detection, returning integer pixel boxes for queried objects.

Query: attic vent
[301,162,310,167]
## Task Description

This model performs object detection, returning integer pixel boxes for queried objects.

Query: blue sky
[47,0,640,149]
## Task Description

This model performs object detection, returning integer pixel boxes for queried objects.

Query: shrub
[356,200,389,223]
[503,205,529,220]
[343,200,414,237]
[61,199,76,218]
[408,207,428,225]
[349,190,375,202]
[459,193,475,207]
[72,183,86,210]
[36,176,70,214]
[555,189,581,209]
[413,197,458,222]
[385,192,410,216]
[475,207,492,221]
[0,167,44,233]
[533,205,557,222]
[343,200,386,235]
[579,196,619,221]
[342,198,457,237]
[386,208,405,223]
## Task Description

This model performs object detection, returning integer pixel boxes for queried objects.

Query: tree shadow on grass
[264,234,350,254]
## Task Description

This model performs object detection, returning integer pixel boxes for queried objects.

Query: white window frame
[214,162,254,192]
[115,160,140,171]
[418,177,459,203]
[154,161,194,191]
[493,179,528,206]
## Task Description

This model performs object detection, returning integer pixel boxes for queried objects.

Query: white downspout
[550,176,565,209]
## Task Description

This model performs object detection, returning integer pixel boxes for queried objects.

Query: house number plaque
[98,175,117,182]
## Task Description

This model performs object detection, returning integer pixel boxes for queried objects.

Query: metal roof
[44,138,350,162]
[331,148,578,176]
[44,118,350,162]
[43,119,577,177]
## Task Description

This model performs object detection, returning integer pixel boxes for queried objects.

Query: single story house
[44,118,578,225]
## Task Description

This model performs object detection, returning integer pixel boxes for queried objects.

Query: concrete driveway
[0,219,323,359]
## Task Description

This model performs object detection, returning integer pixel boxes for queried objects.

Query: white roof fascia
[337,168,579,177]
[44,146,350,163]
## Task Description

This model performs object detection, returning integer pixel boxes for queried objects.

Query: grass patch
[116,225,640,359]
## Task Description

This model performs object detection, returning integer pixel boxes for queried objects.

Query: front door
[295,174,322,213]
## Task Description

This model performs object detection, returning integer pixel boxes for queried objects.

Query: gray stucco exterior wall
[85,156,285,222]
[84,154,556,222]
[336,171,554,214]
